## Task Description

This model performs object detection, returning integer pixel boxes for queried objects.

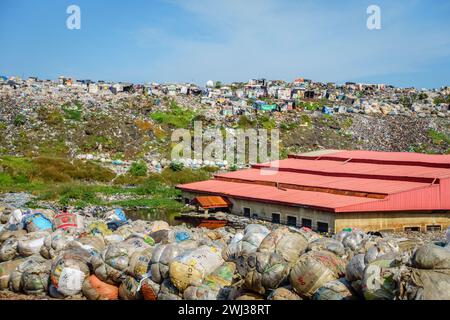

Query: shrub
[129,161,148,177]
[13,114,26,126]
[169,161,184,172]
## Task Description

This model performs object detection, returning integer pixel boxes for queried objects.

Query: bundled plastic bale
[9,255,48,293]
[358,237,399,263]
[0,228,27,243]
[40,230,75,259]
[342,230,367,251]
[183,262,237,300]
[222,232,244,262]
[312,278,356,300]
[21,259,52,295]
[169,245,225,291]
[140,277,161,300]
[105,208,127,222]
[296,227,321,243]
[411,244,450,269]
[50,247,91,297]
[150,229,173,244]
[93,236,151,284]
[333,230,351,243]
[82,274,119,300]
[118,275,143,300]
[308,237,346,258]
[361,258,402,300]
[0,237,19,262]
[127,247,154,280]
[75,235,106,260]
[157,278,182,300]
[22,213,53,233]
[86,221,112,237]
[241,252,289,295]
[290,250,346,298]
[267,287,302,300]
[240,224,270,256]
[8,209,24,225]
[397,267,450,300]
[149,220,170,233]
[346,254,366,282]
[0,258,26,290]
[17,231,49,257]
[0,208,12,224]
[258,227,308,264]
[53,212,84,232]
[446,227,450,244]
[150,241,197,283]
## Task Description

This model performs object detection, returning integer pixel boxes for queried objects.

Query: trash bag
[0,258,26,290]
[175,231,190,243]
[127,247,154,280]
[140,277,160,300]
[50,248,91,297]
[87,221,113,237]
[342,231,366,251]
[17,231,50,257]
[150,242,197,283]
[40,230,75,259]
[235,292,264,300]
[0,237,19,262]
[93,236,150,284]
[446,227,450,244]
[82,274,119,300]
[290,250,346,298]
[21,259,52,295]
[9,255,48,293]
[411,244,450,269]
[258,227,308,264]
[8,209,24,225]
[267,287,301,300]
[158,278,182,300]
[169,245,225,292]
[150,229,173,244]
[240,224,270,256]
[361,258,402,300]
[0,229,27,243]
[22,213,53,233]
[118,275,143,300]
[346,254,366,282]
[308,237,346,257]
[397,267,450,300]
[53,212,84,232]
[0,208,11,224]
[149,220,171,233]
[241,252,289,295]
[105,208,127,222]
[222,232,244,262]
[312,278,356,300]
[333,230,351,243]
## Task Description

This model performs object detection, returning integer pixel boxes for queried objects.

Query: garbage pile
[1,206,449,300]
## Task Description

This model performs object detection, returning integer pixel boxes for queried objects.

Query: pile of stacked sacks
[1,205,450,300]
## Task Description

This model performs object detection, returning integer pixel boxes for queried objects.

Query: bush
[161,167,211,186]
[169,161,184,172]
[129,161,148,177]
[13,114,26,126]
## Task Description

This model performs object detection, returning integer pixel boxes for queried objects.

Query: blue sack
[24,213,53,231]
[175,231,190,242]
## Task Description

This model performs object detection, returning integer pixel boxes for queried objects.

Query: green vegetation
[13,114,26,126]
[0,156,214,213]
[428,129,450,145]
[433,96,450,105]
[150,100,197,128]
[169,161,184,172]
[61,102,83,121]
[237,115,255,129]
[129,161,148,177]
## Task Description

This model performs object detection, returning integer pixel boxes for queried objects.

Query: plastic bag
[411,244,450,269]
[0,238,19,262]
[312,278,356,300]
[82,274,119,300]
[118,275,143,300]
[258,227,308,264]
[267,287,301,300]
[17,231,49,257]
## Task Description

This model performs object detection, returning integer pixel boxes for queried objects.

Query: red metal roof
[214,169,429,195]
[177,151,450,213]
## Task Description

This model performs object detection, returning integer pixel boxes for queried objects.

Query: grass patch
[150,100,196,128]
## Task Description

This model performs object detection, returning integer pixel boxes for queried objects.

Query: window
[184,198,190,205]
[404,226,421,232]
[301,218,312,229]
[243,207,251,217]
[252,213,258,219]
[317,222,329,233]
[272,213,281,224]
[287,216,297,227]
[426,225,442,232]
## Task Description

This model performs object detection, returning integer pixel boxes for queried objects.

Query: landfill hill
[1,94,450,161]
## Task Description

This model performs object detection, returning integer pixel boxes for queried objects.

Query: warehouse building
[177,150,450,233]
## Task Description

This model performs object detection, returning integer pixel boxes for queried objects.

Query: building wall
[335,211,450,232]
[182,191,335,232]
[182,191,450,233]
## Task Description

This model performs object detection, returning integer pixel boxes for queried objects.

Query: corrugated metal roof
[194,196,230,209]
[178,180,378,212]
[215,169,429,195]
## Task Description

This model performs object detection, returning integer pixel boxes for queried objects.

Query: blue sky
[0,0,449,88]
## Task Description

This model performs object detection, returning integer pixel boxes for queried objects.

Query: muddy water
[124,208,189,226]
